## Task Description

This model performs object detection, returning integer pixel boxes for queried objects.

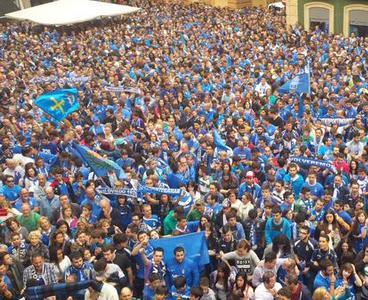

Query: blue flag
[35,89,79,122]
[214,129,233,156]
[279,64,310,118]
[278,70,310,95]
[150,232,209,266]
[71,142,127,179]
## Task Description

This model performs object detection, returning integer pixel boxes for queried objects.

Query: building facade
[287,0,368,36]
[184,0,275,9]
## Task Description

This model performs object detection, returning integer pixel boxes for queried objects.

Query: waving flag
[150,232,209,266]
[278,67,310,95]
[214,129,233,156]
[279,64,310,118]
[35,89,79,122]
[71,142,127,179]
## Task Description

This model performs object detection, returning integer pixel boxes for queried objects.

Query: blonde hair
[312,288,331,300]
[28,230,41,240]
[39,216,50,227]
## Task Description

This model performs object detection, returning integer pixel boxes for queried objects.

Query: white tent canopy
[5,0,141,26]
[268,2,285,9]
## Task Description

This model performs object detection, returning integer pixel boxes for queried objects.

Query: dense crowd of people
[0,0,367,299]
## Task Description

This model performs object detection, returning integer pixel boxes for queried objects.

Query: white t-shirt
[84,283,119,300]
[254,282,282,300]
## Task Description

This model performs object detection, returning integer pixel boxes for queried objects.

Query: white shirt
[84,282,119,300]
[254,282,282,300]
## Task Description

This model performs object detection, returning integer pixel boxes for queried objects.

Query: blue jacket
[314,271,337,291]
[265,217,292,245]
[283,173,305,198]
[238,182,262,203]
[168,285,191,300]
[167,258,199,288]
[230,222,246,240]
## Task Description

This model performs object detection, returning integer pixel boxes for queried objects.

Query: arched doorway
[304,2,334,34]
[343,5,368,37]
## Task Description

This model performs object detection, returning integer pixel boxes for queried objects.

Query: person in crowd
[254,271,282,300]
[23,253,58,287]
[167,246,199,289]
[0,0,366,298]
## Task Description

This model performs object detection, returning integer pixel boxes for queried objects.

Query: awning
[268,2,285,9]
[5,0,141,26]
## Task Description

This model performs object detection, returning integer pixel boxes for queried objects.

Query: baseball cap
[246,171,254,178]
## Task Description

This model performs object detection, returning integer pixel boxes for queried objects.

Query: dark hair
[174,246,185,255]
[155,286,167,296]
[31,252,44,261]
[91,228,105,239]
[94,258,107,273]
[215,262,230,292]
[6,217,20,230]
[51,230,65,245]
[154,247,164,254]
[113,233,128,245]
[272,234,291,255]
[299,225,310,234]
[294,212,307,224]
[200,277,210,287]
[190,287,203,299]
[70,251,83,261]
[276,287,292,299]
[271,205,281,215]
[320,259,333,271]
[319,233,330,242]
[56,219,72,236]
[173,276,186,289]
[264,251,277,263]
[234,272,248,293]
[149,273,161,283]
[102,244,116,253]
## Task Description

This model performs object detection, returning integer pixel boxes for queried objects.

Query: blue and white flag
[278,72,310,95]
[214,129,233,156]
[279,64,310,118]
[71,142,127,179]
[150,232,209,266]
[315,118,355,127]
[290,156,337,173]
[35,89,79,122]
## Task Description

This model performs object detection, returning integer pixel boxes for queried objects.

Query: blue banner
[71,142,127,179]
[290,156,337,173]
[35,88,79,122]
[150,232,209,266]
